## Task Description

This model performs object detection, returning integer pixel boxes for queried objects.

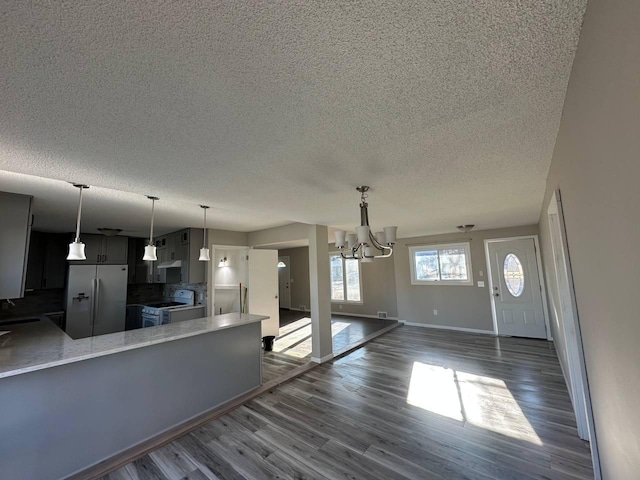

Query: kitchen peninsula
[0,312,268,480]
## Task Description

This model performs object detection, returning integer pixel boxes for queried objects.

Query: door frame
[484,235,552,340]
[547,190,601,478]
[277,255,291,309]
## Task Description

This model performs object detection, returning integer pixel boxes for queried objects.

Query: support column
[308,224,333,363]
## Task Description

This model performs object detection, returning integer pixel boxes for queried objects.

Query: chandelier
[333,186,397,263]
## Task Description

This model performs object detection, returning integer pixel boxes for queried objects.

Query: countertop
[0,313,269,379]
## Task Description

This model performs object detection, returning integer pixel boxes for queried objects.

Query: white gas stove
[141,289,195,327]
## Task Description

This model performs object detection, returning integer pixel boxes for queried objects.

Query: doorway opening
[547,189,601,477]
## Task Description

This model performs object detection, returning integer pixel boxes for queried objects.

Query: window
[503,253,525,297]
[409,242,473,286]
[330,254,362,303]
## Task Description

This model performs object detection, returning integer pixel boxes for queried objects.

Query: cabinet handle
[97,254,100,263]
[102,254,106,263]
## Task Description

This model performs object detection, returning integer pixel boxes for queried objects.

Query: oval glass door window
[503,253,525,297]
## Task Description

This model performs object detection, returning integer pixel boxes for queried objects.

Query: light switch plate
[477,281,485,287]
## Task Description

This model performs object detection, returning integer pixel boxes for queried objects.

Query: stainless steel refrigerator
[65,265,128,339]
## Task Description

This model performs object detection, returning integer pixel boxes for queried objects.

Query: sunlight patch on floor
[272,318,352,358]
[407,361,542,445]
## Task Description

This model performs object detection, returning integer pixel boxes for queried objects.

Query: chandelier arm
[372,246,393,259]
[368,230,391,252]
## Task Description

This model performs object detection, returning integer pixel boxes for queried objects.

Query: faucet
[5,299,16,308]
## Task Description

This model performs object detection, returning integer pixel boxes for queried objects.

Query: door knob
[493,293,500,297]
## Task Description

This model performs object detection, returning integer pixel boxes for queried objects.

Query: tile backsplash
[163,283,207,305]
[0,289,64,319]
[126,283,163,305]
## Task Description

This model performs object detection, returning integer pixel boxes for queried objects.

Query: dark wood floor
[262,310,397,383]
[102,326,593,480]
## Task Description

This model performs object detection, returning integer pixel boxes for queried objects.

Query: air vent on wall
[378,311,388,319]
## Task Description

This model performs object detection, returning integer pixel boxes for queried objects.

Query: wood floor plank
[102,326,594,480]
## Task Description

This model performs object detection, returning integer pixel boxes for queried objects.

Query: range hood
[157,260,183,269]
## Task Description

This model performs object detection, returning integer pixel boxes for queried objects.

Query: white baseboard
[399,321,495,336]
[288,307,310,313]
[311,353,334,364]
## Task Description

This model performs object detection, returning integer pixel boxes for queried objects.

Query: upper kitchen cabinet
[127,238,153,284]
[180,228,206,284]
[26,232,68,290]
[147,229,205,284]
[68,234,128,265]
[0,192,33,299]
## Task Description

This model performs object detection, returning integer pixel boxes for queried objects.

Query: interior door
[248,249,280,337]
[93,265,128,336]
[278,256,291,309]
[488,238,546,338]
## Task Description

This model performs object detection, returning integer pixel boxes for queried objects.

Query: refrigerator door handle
[92,278,100,328]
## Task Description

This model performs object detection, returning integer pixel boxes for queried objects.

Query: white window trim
[409,242,474,286]
[329,253,364,304]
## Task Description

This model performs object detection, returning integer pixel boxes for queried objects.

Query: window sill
[331,300,364,305]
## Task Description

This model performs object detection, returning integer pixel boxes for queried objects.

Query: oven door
[142,312,161,328]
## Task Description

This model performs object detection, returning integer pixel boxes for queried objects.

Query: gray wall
[0,323,261,480]
[537,1,640,476]
[278,246,398,318]
[394,225,539,330]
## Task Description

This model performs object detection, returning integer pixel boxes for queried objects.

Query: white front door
[278,256,291,309]
[487,238,546,338]
[248,249,280,337]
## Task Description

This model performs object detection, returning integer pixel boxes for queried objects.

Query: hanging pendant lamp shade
[198,205,210,261]
[142,196,159,261]
[67,184,89,260]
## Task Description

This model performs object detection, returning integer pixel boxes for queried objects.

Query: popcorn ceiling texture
[0,1,587,237]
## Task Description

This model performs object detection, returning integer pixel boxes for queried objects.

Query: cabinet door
[103,236,128,264]
[180,229,190,245]
[180,243,190,283]
[42,234,68,288]
[167,233,178,261]
[155,247,167,283]
[25,231,46,290]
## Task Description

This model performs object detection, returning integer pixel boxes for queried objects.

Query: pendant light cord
[74,186,83,242]
[202,207,207,248]
[149,198,155,245]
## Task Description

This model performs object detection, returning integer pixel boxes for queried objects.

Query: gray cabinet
[127,238,153,284]
[145,229,206,284]
[0,192,32,299]
[103,236,128,264]
[26,232,68,290]
[68,234,128,265]
[181,228,206,284]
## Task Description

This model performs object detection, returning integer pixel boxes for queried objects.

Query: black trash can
[262,336,276,352]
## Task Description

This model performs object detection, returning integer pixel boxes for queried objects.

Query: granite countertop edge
[0,313,269,379]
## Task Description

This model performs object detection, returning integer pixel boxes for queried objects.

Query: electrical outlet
[477,281,485,288]
[378,311,388,319]
[433,309,438,316]
[299,304,306,311]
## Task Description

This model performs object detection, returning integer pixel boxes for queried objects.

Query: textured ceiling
[0,1,587,238]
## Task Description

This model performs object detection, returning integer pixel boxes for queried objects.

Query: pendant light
[67,184,90,260]
[142,196,159,261]
[198,205,210,261]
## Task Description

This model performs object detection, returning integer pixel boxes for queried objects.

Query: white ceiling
[0,1,587,238]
